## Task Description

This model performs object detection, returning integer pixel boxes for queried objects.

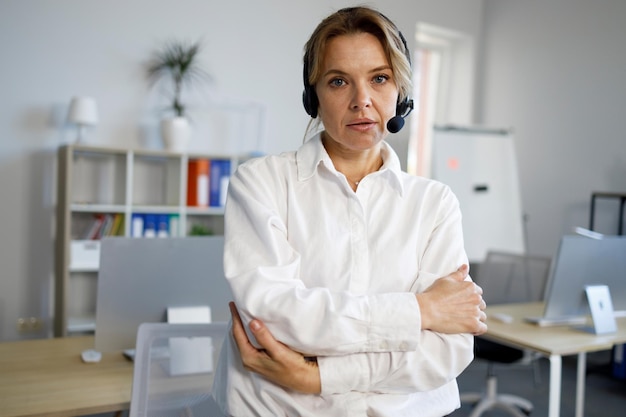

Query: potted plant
[188,224,213,236]
[146,39,208,151]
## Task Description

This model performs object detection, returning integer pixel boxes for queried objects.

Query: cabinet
[54,144,241,337]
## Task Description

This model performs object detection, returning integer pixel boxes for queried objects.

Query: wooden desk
[485,302,626,417]
[0,336,132,417]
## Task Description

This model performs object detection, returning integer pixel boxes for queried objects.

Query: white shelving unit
[54,144,241,337]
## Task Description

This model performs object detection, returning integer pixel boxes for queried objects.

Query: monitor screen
[94,236,232,352]
[543,235,626,320]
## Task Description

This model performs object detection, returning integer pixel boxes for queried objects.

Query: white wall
[478,0,626,256]
[0,0,484,340]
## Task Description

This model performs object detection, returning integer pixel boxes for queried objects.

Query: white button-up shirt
[213,133,474,416]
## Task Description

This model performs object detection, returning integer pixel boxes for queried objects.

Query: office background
[0,0,625,342]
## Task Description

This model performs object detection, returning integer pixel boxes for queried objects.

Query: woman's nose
[350,84,372,110]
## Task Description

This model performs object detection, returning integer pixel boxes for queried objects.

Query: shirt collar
[296,132,405,195]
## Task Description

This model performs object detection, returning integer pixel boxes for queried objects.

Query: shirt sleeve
[319,185,475,394]
[318,333,473,395]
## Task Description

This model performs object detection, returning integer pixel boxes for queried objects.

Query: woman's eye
[373,74,389,84]
[330,78,345,87]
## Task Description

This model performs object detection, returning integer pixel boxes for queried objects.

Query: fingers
[473,320,488,335]
[229,301,244,335]
[229,302,275,377]
[475,306,488,334]
[228,302,322,394]
[418,264,489,334]
[229,302,249,351]
[472,297,488,335]
[450,264,469,281]
[229,301,240,324]
[248,317,284,358]
[229,302,285,359]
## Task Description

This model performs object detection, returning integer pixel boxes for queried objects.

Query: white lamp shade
[68,96,98,125]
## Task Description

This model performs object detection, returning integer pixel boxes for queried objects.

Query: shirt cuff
[318,353,369,395]
[318,293,421,395]
[365,292,421,352]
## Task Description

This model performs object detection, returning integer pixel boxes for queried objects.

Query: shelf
[132,153,181,207]
[70,148,127,206]
[69,266,99,273]
[67,316,96,333]
[55,144,237,337]
[70,204,126,213]
[131,205,181,214]
[185,207,225,215]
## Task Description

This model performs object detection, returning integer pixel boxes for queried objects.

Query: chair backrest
[129,322,228,417]
[476,251,552,305]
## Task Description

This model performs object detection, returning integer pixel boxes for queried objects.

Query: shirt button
[380,341,389,350]
[399,342,408,350]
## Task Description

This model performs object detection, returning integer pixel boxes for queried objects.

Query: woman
[213,6,487,416]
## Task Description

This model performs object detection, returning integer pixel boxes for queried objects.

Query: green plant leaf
[145,39,210,117]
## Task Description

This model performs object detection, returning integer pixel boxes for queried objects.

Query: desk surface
[0,336,132,417]
[485,302,626,356]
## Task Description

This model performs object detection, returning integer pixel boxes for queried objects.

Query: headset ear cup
[310,91,318,118]
[302,89,311,116]
[302,53,318,118]
[302,85,318,118]
[396,97,409,117]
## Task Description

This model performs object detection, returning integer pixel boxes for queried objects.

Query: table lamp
[68,96,98,143]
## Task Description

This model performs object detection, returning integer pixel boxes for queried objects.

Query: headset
[302,9,414,133]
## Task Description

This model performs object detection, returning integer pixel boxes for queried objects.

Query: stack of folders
[131,213,179,238]
[187,158,231,208]
[82,213,124,240]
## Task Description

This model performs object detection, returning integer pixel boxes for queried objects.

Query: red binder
[187,159,210,207]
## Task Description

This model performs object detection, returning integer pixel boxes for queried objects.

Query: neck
[321,132,384,187]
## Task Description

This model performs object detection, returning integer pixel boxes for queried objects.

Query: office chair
[461,251,552,417]
[129,322,228,417]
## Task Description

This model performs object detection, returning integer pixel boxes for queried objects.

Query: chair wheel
[520,405,533,415]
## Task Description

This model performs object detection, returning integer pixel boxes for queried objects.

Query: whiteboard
[431,125,525,262]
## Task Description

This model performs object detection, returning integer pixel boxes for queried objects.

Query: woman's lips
[347,119,376,131]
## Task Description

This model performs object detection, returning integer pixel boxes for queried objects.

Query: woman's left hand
[229,302,322,394]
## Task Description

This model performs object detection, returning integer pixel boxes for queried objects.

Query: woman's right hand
[416,265,487,335]
[229,302,322,394]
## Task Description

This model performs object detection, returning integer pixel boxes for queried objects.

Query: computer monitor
[94,236,232,352]
[540,234,626,322]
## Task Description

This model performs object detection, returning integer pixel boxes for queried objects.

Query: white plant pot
[161,116,190,152]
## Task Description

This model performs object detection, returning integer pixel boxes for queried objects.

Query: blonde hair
[303,7,412,109]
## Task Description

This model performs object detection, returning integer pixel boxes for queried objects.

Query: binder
[169,214,180,237]
[98,214,114,238]
[187,159,210,207]
[209,159,231,207]
[110,214,124,236]
[84,214,105,240]
[157,214,170,238]
[143,214,157,238]
[131,214,144,238]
